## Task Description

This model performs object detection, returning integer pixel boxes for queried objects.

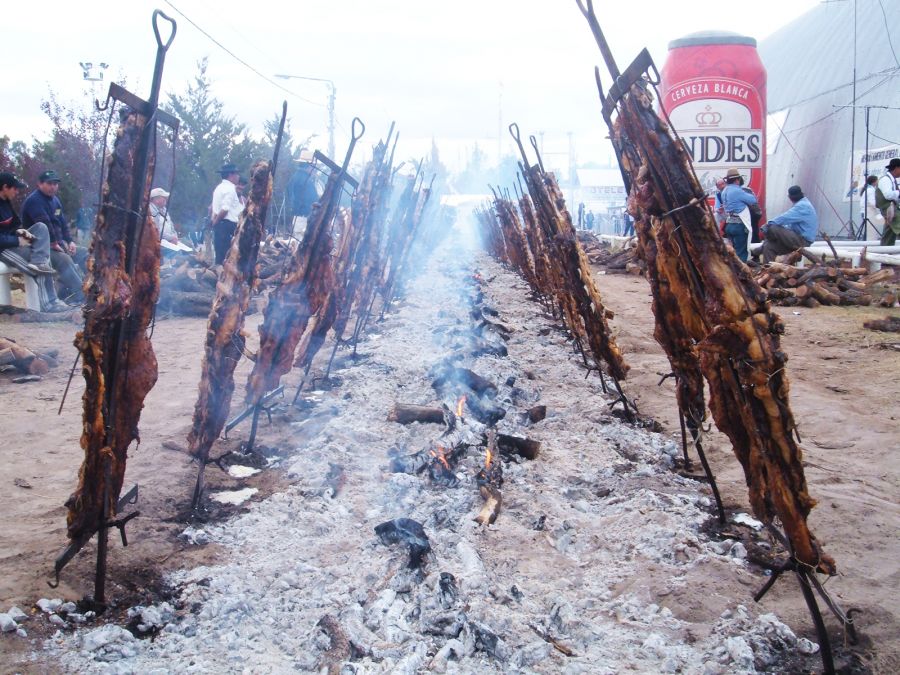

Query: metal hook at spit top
[508,122,530,167]
[529,135,545,173]
[152,9,177,52]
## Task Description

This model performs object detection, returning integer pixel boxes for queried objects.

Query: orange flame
[456,395,467,418]
[485,446,493,469]
[430,445,451,471]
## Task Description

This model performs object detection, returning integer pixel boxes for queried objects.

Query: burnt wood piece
[497,433,541,460]
[527,405,547,423]
[431,366,497,397]
[474,485,502,525]
[374,518,430,568]
[388,404,445,425]
[864,316,900,333]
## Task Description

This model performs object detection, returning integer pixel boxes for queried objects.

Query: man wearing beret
[21,170,86,303]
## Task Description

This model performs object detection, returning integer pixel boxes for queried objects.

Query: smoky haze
[6,0,818,172]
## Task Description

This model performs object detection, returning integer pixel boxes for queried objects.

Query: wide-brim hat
[724,167,742,180]
[887,158,900,171]
[298,149,315,163]
[220,163,239,176]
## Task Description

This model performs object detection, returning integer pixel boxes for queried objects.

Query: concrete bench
[0,260,41,310]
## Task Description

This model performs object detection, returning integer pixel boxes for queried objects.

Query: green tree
[163,58,266,228]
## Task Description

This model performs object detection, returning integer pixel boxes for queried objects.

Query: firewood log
[388,404,445,425]
[475,485,502,525]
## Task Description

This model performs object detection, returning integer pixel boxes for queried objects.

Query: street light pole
[274,73,336,159]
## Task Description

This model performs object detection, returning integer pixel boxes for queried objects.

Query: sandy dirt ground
[0,264,897,672]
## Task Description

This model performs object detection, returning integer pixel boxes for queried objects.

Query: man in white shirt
[210,163,243,264]
[859,175,883,241]
[876,158,900,246]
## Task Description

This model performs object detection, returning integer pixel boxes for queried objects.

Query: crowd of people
[2,154,897,313]
[0,154,325,313]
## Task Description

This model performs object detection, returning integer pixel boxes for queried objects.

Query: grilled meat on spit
[380,175,434,313]
[523,166,629,382]
[292,208,352,372]
[614,78,833,574]
[492,194,538,291]
[67,109,161,539]
[329,140,394,350]
[245,162,345,405]
[187,161,273,470]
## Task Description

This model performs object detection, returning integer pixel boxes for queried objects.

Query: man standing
[876,158,900,246]
[760,185,818,263]
[859,175,883,241]
[0,172,69,311]
[21,170,86,303]
[720,168,757,262]
[210,163,243,265]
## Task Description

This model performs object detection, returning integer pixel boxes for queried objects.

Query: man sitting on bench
[0,172,70,312]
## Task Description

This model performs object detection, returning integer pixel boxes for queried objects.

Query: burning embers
[474,432,503,526]
[385,266,543,530]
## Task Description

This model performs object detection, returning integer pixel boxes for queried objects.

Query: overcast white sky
[6,0,821,171]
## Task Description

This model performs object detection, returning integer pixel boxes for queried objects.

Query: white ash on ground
[46,237,814,673]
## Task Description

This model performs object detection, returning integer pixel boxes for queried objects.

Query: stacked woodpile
[753,251,898,308]
[0,336,58,374]
[576,231,645,275]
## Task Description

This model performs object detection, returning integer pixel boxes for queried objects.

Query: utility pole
[274,73,336,159]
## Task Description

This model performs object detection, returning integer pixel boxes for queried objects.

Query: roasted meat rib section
[67,109,161,540]
[187,160,273,466]
[616,82,833,574]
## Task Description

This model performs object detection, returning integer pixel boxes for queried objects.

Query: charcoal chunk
[374,518,431,569]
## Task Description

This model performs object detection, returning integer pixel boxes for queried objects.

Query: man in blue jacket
[761,185,818,263]
[21,170,86,303]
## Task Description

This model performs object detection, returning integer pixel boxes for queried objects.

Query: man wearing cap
[876,158,900,246]
[21,170,86,303]
[210,163,243,265]
[760,186,818,263]
[0,172,69,311]
[149,188,179,244]
[720,167,757,261]
[288,150,321,239]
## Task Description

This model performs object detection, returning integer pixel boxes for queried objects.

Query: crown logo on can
[695,105,722,127]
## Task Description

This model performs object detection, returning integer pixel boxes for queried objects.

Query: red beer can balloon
[661,31,767,217]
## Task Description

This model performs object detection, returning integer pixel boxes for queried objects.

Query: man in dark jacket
[21,170,86,303]
[0,172,69,311]
[288,151,321,239]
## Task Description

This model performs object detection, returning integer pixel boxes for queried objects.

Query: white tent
[760,0,900,235]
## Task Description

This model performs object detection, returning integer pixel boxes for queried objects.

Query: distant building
[760,0,900,236]
[572,168,627,234]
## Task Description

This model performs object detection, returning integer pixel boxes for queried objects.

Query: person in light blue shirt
[720,168,757,261]
[761,185,818,263]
